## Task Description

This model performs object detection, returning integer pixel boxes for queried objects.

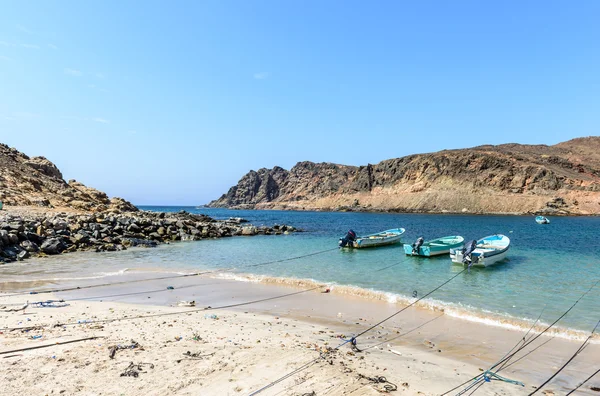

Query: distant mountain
[0,143,137,212]
[208,137,600,215]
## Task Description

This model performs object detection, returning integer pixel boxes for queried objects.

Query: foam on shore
[214,271,599,343]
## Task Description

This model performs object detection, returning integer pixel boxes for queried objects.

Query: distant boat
[339,228,405,249]
[403,236,464,257]
[450,234,510,267]
[535,216,550,224]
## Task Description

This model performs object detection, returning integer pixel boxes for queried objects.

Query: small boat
[403,236,464,257]
[535,216,550,224]
[450,234,510,267]
[339,228,405,248]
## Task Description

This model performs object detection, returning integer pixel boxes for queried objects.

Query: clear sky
[1,1,599,205]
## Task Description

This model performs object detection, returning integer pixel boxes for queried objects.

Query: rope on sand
[0,337,102,355]
[248,268,468,396]
[528,317,600,395]
[442,278,600,395]
[565,367,600,395]
[2,285,324,332]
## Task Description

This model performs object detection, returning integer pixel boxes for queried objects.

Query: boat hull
[450,248,509,267]
[404,244,458,256]
[403,236,464,257]
[450,234,510,267]
[355,234,402,248]
[340,228,405,249]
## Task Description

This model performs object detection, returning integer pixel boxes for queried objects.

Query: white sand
[1,278,598,396]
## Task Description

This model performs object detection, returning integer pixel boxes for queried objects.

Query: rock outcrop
[209,137,600,215]
[0,143,137,212]
[0,210,297,264]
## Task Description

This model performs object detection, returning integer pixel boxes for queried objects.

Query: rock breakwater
[0,210,297,264]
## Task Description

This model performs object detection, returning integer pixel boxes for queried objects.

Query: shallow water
[1,206,599,339]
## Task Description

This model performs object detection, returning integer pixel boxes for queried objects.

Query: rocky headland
[0,143,136,212]
[209,137,600,215]
[0,144,296,264]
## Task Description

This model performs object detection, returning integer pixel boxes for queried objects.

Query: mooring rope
[442,278,600,395]
[2,285,323,332]
[528,317,600,395]
[248,268,468,395]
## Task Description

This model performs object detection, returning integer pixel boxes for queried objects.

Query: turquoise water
[3,206,600,338]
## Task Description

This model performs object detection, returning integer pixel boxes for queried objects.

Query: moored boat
[339,228,405,248]
[403,236,464,257]
[535,216,550,224]
[450,234,510,267]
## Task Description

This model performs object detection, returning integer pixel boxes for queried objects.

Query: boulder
[40,238,66,254]
[74,231,91,244]
[127,223,141,233]
[8,233,19,245]
[20,240,39,252]
[241,226,257,236]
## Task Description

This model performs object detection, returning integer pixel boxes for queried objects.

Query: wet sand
[1,274,599,395]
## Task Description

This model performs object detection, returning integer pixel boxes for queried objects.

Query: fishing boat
[339,228,405,248]
[450,234,510,267]
[535,216,550,224]
[403,236,464,257]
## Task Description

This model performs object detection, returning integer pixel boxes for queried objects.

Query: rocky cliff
[0,143,137,212]
[209,137,600,215]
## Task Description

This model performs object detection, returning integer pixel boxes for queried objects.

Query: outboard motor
[412,237,424,254]
[339,229,357,248]
[461,240,478,264]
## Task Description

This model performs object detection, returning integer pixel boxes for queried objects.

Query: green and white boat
[403,236,464,257]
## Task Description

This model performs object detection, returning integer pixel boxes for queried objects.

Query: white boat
[450,234,510,267]
[535,216,550,224]
[339,228,405,248]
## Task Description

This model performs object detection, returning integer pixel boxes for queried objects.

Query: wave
[0,269,130,285]
[212,272,599,343]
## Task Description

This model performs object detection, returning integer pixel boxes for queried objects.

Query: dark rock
[9,223,25,232]
[74,231,91,244]
[121,238,157,248]
[1,246,19,259]
[40,238,66,254]
[20,240,39,252]
[8,233,19,245]
[127,223,141,233]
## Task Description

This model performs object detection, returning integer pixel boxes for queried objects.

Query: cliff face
[208,137,600,215]
[0,143,137,212]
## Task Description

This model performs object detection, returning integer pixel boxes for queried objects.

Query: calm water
[2,206,599,338]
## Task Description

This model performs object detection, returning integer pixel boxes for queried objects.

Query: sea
[2,206,599,341]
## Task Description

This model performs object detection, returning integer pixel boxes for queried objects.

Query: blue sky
[1,1,599,205]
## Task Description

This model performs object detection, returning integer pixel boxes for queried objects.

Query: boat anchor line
[0,247,339,298]
[1,286,324,333]
[442,278,600,396]
[528,317,600,396]
[247,268,468,396]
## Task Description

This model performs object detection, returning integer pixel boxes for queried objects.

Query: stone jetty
[0,209,297,264]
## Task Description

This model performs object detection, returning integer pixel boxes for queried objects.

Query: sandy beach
[1,274,598,396]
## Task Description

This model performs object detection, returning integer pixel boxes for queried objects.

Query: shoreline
[2,272,599,395]
[1,247,597,345]
[204,204,598,217]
